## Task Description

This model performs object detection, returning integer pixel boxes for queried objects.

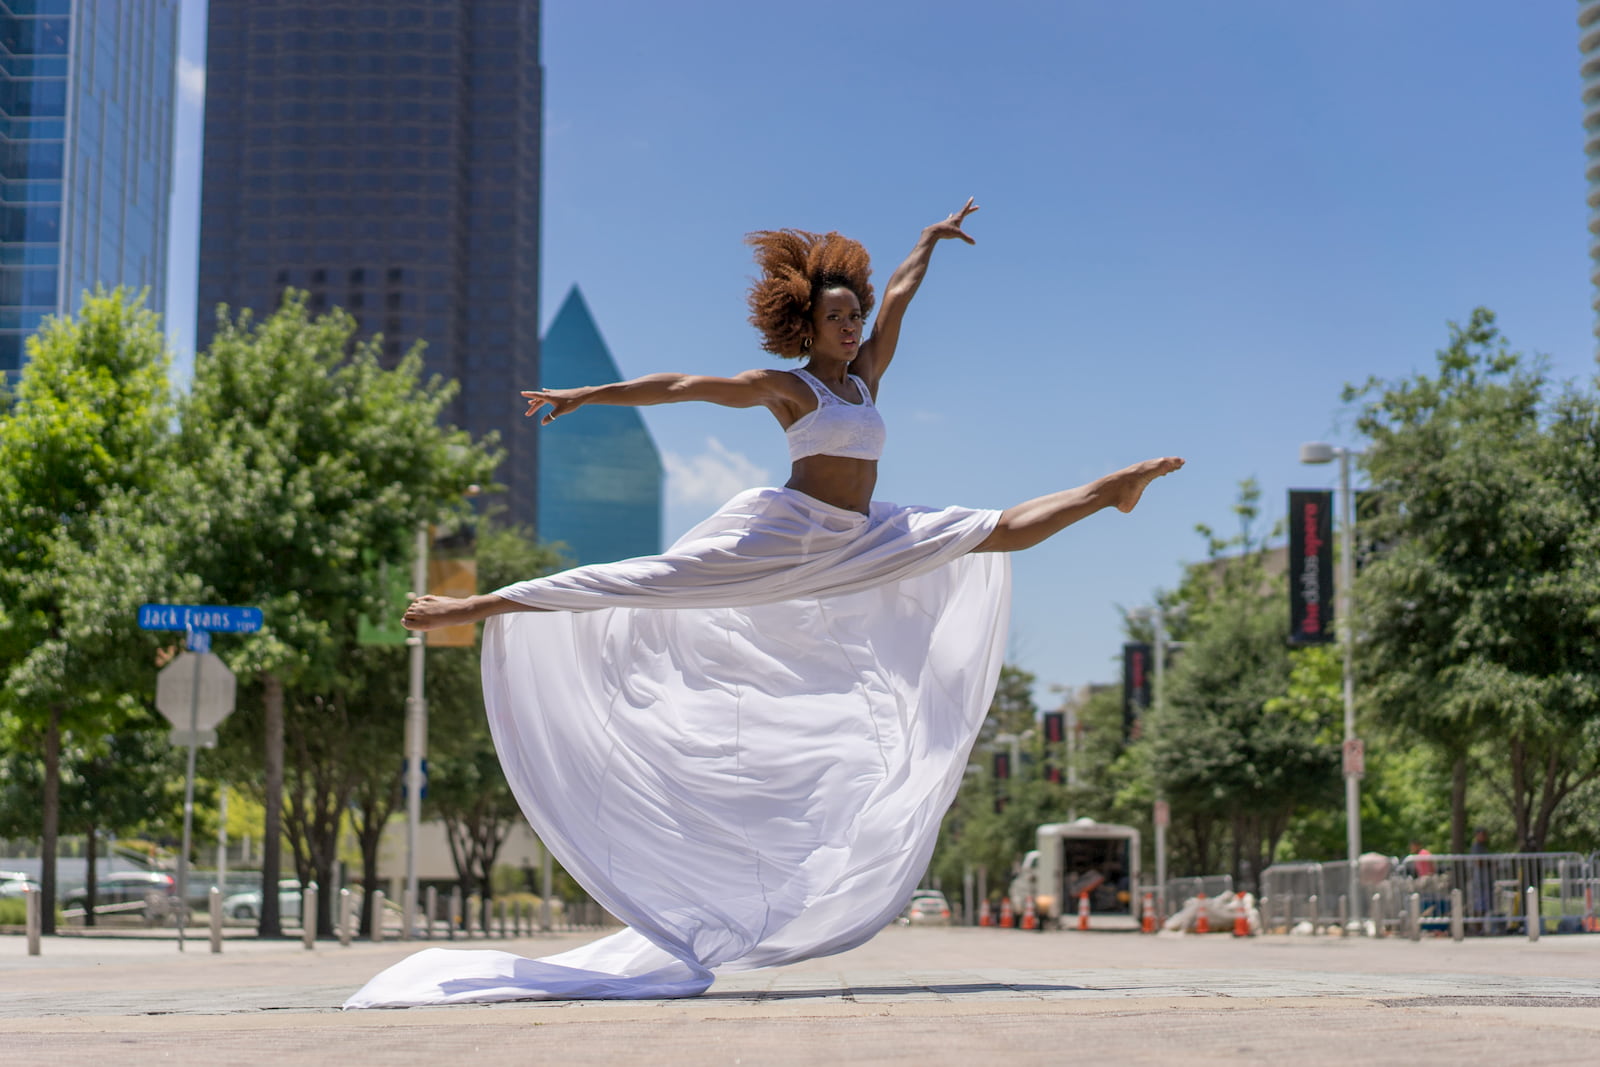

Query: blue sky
[166,2,1593,706]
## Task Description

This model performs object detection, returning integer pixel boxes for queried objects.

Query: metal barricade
[1259,862,1336,934]
[1387,852,1590,936]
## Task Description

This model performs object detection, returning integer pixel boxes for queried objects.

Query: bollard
[465,894,478,938]
[498,899,508,939]
[24,885,41,956]
[302,882,318,950]
[338,889,353,947]
[1409,893,1422,941]
[1338,895,1348,937]
[402,887,415,942]
[449,887,461,941]
[482,895,492,938]
[1308,894,1319,936]
[1526,886,1540,942]
[1371,893,1384,937]
[372,889,386,943]
[425,886,438,940]
[209,887,223,954]
[1450,888,1464,942]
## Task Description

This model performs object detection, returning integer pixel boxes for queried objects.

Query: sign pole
[404,522,428,939]
[176,636,206,951]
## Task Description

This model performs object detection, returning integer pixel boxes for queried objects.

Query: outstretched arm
[522,369,801,425]
[851,198,979,394]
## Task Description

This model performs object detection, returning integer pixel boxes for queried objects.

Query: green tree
[424,520,567,909]
[928,664,1051,909]
[0,291,184,932]
[178,294,498,935]
[1347,308,1600,851]
[1143,481,1340,886]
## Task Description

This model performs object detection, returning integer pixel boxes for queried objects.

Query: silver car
[901,890,952,926]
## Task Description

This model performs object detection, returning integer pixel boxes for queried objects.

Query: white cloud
[664,437,769,507]
[177,56,205,106]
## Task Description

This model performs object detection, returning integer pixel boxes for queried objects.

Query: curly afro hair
[745,229,875,359]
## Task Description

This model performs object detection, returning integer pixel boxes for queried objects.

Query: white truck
[1008,817,1141,929]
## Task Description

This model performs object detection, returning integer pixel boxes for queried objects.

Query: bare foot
[1107,457,1185,513]
[402,594,479,631]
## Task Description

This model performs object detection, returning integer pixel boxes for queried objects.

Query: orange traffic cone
[1021,895,1038,931]
[1141,890,1156,934]
[1076,890,1091,931]
[999,897,1015,928]
[1232,895,1251,937]
[978,899,992,927]
[1194,892,1210,934]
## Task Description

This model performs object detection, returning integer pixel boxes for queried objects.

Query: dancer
[346,201,1181,1009]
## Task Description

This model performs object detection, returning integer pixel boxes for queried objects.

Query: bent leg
[402,593,550,631]
[972,457,1184,553]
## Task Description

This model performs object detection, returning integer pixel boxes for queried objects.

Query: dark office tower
[0,0,178,380]
[197,1,543,529]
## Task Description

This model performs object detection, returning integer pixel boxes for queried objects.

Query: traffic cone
[1194,892,1210,934]
[978,899,992,927]
[999,897,1015,928]
[1021,895,1038,931]
[1141,890,1156,934]
[1232,895,1251,938]
[1076,890,1091,931]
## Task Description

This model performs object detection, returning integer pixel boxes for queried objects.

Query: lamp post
[1300,442,1362,931]
[403,521,428,939]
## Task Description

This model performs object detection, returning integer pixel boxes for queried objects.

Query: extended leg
[402,593,549,631]
[972,457,1184,553]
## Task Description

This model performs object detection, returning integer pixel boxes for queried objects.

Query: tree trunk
[40,705,61,936]
[260,672,285,937]
[1450,755,1468,854]
[84,826,98,928]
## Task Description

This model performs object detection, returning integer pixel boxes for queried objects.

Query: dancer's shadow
[700,981,1090,1001]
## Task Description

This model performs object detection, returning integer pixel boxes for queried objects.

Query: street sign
[1343,738,1365,778]
[1154,799,1171,828]
[156,652,237,732]
[138,604,263,634]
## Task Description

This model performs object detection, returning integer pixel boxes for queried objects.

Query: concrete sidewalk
[3,926,1599,1064]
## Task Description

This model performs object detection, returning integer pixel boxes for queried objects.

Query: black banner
[1289,489,1335,645]
[1043,711,1065,745]
[1122,642,1151,742]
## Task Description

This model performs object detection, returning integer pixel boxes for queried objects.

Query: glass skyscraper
[0,0,177,378]
[537,286,661,565]
[197,0,543,529]
[1583,0,1600,348]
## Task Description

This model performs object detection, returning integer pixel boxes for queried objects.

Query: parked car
[900,890,952,926]
[0,870,40,899]
[223,880,304,922]
[63,870,176,920]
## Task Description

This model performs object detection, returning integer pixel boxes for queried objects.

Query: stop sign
[156,652,237,731]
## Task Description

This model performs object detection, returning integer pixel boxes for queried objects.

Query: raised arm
[522,369,804,425]
[851,198,979,393]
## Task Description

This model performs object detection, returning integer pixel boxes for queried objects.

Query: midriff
[785,454,878,515]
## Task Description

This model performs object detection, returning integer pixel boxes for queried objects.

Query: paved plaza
[2,925,1598,1064]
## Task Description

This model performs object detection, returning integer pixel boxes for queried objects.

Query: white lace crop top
[785,368,887,462]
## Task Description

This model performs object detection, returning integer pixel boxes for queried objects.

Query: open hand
[521,388,585,424]
[926,197,979,245]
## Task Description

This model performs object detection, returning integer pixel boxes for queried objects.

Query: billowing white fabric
[345,487,1010,1009]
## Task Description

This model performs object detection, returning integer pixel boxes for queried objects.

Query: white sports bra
[785,369,887,462]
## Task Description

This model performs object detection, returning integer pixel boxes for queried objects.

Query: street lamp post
[1300,441,1363,932]
[403,521,428,940]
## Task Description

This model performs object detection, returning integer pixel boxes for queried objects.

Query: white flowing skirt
[345,488,1011,1008]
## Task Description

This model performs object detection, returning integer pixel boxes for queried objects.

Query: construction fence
[1260,852,1598,937]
